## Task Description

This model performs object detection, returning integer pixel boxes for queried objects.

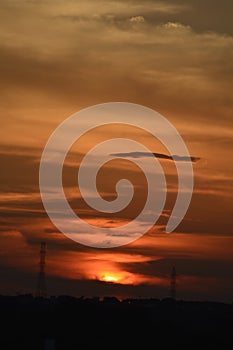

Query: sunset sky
[0,0,233,302]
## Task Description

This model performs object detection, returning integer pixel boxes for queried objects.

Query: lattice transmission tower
[36,241,47,297]
[170,265,177,299]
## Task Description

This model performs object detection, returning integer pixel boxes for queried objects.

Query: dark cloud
[120,257,233,280]
[0,266,166,299]
[110,151,200,162]
[0,150,40,194]
[0,143,231,239]
[146,0,233,35]
[54,0,233,35]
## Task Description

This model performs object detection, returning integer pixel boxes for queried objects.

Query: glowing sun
[101,274,119,283]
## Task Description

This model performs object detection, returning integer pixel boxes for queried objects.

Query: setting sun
[101,274,119,283]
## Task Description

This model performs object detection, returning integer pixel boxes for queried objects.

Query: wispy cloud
[110,151,200,162]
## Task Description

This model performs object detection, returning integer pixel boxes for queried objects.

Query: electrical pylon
[36,241,47,297]
[170,265,176,299]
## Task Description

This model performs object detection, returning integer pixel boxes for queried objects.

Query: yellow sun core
[102,274,119,283]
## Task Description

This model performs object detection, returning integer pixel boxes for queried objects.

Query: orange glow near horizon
[101,274,120,283]
[96,269,166,286]
[97,270,136,285]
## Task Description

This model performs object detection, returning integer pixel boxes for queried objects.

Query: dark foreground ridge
[1,295,232,349]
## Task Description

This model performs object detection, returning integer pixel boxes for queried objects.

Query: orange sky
[0,0,232,301]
